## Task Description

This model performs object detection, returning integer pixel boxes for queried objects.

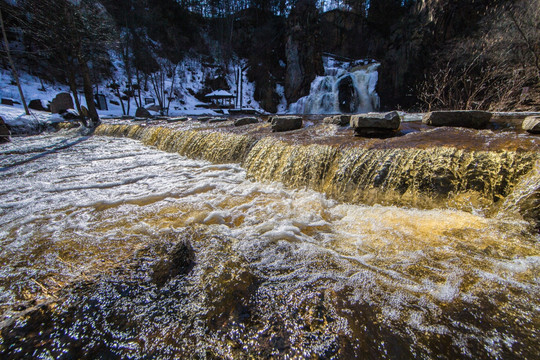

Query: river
[0,124,538,359]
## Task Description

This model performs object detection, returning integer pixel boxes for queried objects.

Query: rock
[167,117,189,123]
[209,117,228,123]
[29,99,49,112]
[0,116,11,143]
[60,109,80,120]
[350,111,401,136]
[50,93,74,114]
[151,239,195,287]
[1,98,14,106]
[271,116,303,132]
[285,0,324,103]
[198,116,212,122]
[234,117,259,126]
[522,116,540,134]
[422,111,492,129]
[135,107,152,118]
[323,115,350,126]
[146,104,161,112]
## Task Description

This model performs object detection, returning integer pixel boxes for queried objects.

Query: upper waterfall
[288,56,380,114]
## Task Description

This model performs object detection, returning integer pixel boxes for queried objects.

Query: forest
[1,0,539,115]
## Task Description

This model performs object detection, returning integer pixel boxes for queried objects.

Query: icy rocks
[50,93,74,114]
[234,117,259,126]
[350,111,401,136]
[323,115,350,126]
[271,116,303,132]
[522,116,540,134]
[0,116,11,143]
[29,99,49,112]
[135,107,152,118]
[422,110,492,129]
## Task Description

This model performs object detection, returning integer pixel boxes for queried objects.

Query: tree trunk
[79,57,100,127]
[0,9,29,115]
[67,68,82,114]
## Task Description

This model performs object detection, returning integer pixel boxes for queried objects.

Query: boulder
[1,98,14,106]
[323,115,350,126]
[135,107,152,118]
[350,111,401,136]
[209,117,228,123]
[234,117,259,126]
[522,116,540,134]
[50,93,74,114]
[0,116,10,143]
[271,116,303,132]
[422,111,492,129]
[29,99,49,112]
[146,104,161,112]
[60,109,80,120]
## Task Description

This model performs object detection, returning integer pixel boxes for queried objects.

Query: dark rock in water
[29,99,49,112]
[135,107,152,118]
[152,239,195,287]
[422,111,492,129]
[522,116,540,134]
[0,116,11,143]
[350,111,401,136]
[234,117,259,126]
[167,117,189,123]
[271,116,303,132]
[50,93,74,114]
[323,115,350,126]
[209,117,228,123]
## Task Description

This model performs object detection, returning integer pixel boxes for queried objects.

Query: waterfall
[288,57,380,114]
[96,124,539,222]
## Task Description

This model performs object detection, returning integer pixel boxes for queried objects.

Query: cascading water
[289,56,380,114]
[1,123,539,359]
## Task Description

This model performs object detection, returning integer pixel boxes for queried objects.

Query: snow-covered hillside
[0,55,265,122]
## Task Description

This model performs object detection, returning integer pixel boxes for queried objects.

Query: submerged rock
[323,115,350,126]
[422,111,492,129]
[135,107,152,118]
[350,111,401,136]
[151,239,195,287]
[271,116,303,132]
[234,117,259,126]
[522,116,540,134]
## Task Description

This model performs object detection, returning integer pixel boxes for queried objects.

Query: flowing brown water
[0,124,538,359]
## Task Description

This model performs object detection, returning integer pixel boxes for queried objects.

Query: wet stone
[350,111,401,137]
[422,110,492,129]
[522,115,540,134]
[323,115,350,126]
[234,117,259,126]
[271,116,303,132]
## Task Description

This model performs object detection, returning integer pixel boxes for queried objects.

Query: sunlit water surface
[0,131,538,359]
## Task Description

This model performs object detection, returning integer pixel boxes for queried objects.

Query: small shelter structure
[205,90,235,108]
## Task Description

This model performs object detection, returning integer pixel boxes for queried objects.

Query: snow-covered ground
[0,54,265,123]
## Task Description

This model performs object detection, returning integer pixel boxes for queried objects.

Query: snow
[205,90,234,97]
[0,52,265,124]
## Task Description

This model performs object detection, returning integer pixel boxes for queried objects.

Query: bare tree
[0,8,29,115]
